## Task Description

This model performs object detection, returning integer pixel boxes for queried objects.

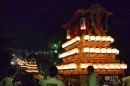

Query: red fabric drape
[93,19,103,36]
[70,18,90,38]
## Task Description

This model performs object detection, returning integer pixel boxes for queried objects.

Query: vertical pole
[40,64,41,72]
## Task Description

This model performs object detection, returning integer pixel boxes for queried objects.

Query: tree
[0,28,13,80]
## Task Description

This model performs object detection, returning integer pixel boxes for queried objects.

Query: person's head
[49,65,58,77]
[87,65,94,75]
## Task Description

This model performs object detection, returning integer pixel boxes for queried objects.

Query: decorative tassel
[80,17,86,30]
[67,29,71,39]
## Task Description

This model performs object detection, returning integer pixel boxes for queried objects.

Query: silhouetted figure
[122,70,130,86]
[21,73,36,86]
[87,65,99,86]
[0,28,13,86]
[1,68,16,86]
[43,65,64,86]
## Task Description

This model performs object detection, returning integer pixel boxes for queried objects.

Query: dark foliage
[0,28,12,80]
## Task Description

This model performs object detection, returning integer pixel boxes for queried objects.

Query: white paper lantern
[110,37,114,42]
[115,63,120,69]
[98,64,104,69]
[95,36,101,41]
[84,35,90,40]
[104,64,109,69]
[106,36,112,42]
[90,48,95,53]
[120,62,127,69]
[93,64,98,69]
[101,48,107,53]
[80,63,87,69]
[90,36,95,41]
[111,48,117,54]
[109,63,115,69]
[107,48,112,53]
[84,47,89,53]
[95,48,100,53]
[101,36,107,41]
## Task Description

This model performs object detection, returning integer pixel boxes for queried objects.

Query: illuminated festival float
[16,58,39,73]
[26,58,39,73]
[57,4,127,85]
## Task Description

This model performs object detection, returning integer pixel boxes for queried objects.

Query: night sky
[1,0,130,61]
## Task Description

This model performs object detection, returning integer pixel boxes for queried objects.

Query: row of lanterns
[63,35,114,49]
[80,63,127,69]
[57,62,127,70]
[62,36,80,48]
[16,58,39,73]
[84,47,119,54]
[26,60,38,73]
[26,70,39,73]
[59,48,79,58]
[84,35,114,42]
[59,47,119,58]
[16,58,28,68]
[57,63,77,70]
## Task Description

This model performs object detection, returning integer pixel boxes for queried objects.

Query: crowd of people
[1,65,130,86]
[1,63,130,86]
[0,43,129,86]
[0,46,129,86]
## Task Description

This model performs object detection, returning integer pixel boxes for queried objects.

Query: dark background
[0,0,130,65]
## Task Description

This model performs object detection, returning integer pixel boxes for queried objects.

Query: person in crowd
[39,77,47,86]
[13,71,22,86]
[0,28,14,86]
[21,73,36,86]
[35,72,44,86]
[87,65,99,86]
[1,68,16,86]
[122,71,130,86]
[43,65,64,86]
[39,71,49,86]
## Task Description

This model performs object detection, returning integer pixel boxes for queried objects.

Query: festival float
[16,58,39,73]
[26,58,39,73]
[56,4,127,85]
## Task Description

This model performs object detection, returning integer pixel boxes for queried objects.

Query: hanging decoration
[67,29,71,39]
[80,17,86,30]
